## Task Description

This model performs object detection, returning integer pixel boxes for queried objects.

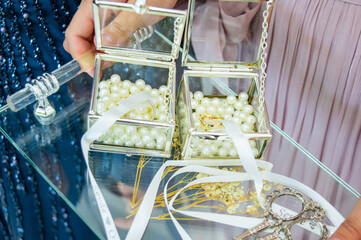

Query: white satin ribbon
[126,160,345,239]
[221,119,264,207]
[81,92,156,240]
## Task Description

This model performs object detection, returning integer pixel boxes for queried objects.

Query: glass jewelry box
[88,0,186,157]
[177,0,274,159]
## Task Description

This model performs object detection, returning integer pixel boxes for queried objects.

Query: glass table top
[0,71,360,239]
[0,14,360,238]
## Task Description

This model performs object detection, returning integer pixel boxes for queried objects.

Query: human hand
[63,0,178,61]
[329,197,361,239]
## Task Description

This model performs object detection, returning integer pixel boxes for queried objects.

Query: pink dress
[189,0,361,193]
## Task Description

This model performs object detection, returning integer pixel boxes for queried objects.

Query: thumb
[329,197,361,240]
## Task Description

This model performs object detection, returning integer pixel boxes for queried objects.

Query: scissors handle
[233,220,276,239]
[257,232,282,240]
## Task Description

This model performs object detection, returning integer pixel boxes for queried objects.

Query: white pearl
[100,95,111,104]
[103,137,113,145]
[238,92,249,101]
[156,143,165,150]
[122,80,132,89]
[110,74,121,84]
[141,134,151,143]
[238,112,247,121]
[110,85,121,93]
[192,112,200,120]
[130,133,141,144]
[150,128,160,138]
[233,111,242,118]
[241,123,252,133]
[191,99,198,109]
[96,101,107,114]
[124,140,134,147]
[135,141,143,147]
[127,111,136,119]
[234,100,244,111]
[125,126,137,135]
[156,135,166,146]
[119,88,129,98]
[158,103,168,113]
[144,85,152,92]
[202,97,211,106]
[135,79,145,89]
[225,106,234,115]
[113,126,124,136]
[201,145,211,156]
[99,81,110,89]
[229,148,238,157]
[218,147,229,157]
[113,139,123,145]
[206,105,217,115]
[243,105,254,115]
[158,113,168,122]
[119,134,130,143]
[159,85,167,95]
[217,106,225,115]
[223,141,233,149]
[139,127,149,136]
[246,115,257,125]
[211,98,221,106]
[151,89,159,97]
[196,105,206,115]
[226,95,237,104]
[232,117,241,124]
[129,85,140,95]
[210,144,218,154]
[110,92,121,102]
[143,113,152,120]
[135,114,144,120]
[193,91,204,101]
[99,88,110,97]
[224,114,232,120]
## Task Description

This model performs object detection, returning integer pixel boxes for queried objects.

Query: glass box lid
[93,0,187,62]
[182,0,274,71]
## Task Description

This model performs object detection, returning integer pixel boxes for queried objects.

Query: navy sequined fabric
[0,0,97,239]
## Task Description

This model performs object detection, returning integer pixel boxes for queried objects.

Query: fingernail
[328,234,344,240]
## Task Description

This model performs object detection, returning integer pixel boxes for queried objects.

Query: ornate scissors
[233,187,329,240]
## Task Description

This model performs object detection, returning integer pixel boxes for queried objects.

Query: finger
[101,0,178,47]
[64,0,95,59]
[329,197,361,240]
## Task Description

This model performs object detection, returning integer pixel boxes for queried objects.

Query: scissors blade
[233,220,274,239]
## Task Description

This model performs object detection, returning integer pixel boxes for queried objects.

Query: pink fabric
[190,0,361,193]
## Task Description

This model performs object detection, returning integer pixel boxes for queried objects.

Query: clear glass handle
[6,49,95,112]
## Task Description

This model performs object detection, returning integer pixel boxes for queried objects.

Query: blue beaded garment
[0,0,97,239]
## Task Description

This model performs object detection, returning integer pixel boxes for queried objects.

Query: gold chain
[257,0,274,131]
